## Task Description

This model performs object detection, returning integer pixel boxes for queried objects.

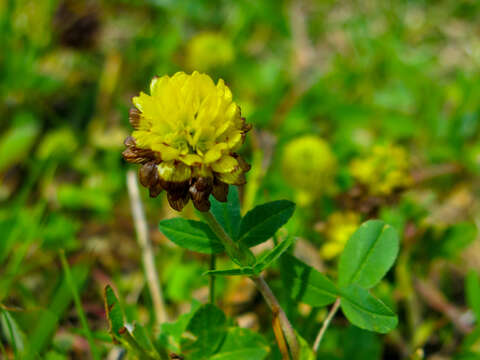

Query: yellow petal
[150,143,180,161]
[181,154,203,166]
[157,161,191,182]
[216,166,244,185]
[211,155,238,173]
[192,164,213,178]
[204,143,228,163]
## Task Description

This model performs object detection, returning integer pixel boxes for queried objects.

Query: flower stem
[209,254,216,303]
[251,275,300,359]
[199,210,300,359]
[313,297,340,353]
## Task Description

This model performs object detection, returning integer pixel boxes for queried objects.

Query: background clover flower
[123,71,251,211]
[350,143,412,196]
[282,135,337,205]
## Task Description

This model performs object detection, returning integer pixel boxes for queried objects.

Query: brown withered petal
[129,108,141,129]
[189,178,213,212]
[242,122,252,133]
[149,182,163,198]
[122,147,156,164]
[167,192,190,211]
[194,177,213,192]
[191,194,211,212]
[158,179,190,193]
[124,135,136,147]
[232,171,247,186]
[212,180,229,202]
[234,155,251,172]
[139,162,158,188]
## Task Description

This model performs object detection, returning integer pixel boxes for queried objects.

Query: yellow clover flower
[123,71,251,212]
[350,143,412,196]
[320,211,360,260]
[282,135,337,205]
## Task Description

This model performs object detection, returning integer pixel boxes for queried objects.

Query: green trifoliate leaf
[203,237,295,277]
[340,284,398,333]
[253,236,295,273]
[159,218,225,254]
[210,327,270,360]
[238,200,295,248]
[203,267,256,276]
[210,186,242,239]
[181,304,228,359]
[338,220,399,289]
[283,254,339,307]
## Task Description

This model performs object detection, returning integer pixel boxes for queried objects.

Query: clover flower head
[282,135,337,205]
[320,211,360,260]
[350,143,411,196]
[123,71,251,212]
[186,32,235,72]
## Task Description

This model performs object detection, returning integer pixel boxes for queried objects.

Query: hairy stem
[199,210,300,359]
[313,297,340,352]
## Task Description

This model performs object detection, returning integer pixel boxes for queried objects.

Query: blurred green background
[1,0,480,359]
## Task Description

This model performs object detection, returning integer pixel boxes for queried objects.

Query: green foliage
[338,220,399,289]
[104,285,125,339]
[210,186,242,239]
[210,327,269,360]
[204,235,295,276]
[339,285,398,333]
[181,304,228,359]
[283,254,339,307]
[103,285,162,359]
[466,270,480,322]
[238,200,295,247]
[159,218,225,254]
[0,112,39,172]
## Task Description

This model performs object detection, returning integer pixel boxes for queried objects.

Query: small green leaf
[210,186,242,239]
[210,327,270,360]
[181,304,228,359]
[0,113,39,172]
[103,285,125,339]
[298,333,315,360]
[159,301,201,353]
[132,325,154,352]
[159,218,225,254]
[283,254,339,307]
[466,270,480,321]
[238,200,295,248]
[0,309,25,355]
[338,220,399,289]
[253,236,295,274]
[340,285,398,333]
[203,267,255,276]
